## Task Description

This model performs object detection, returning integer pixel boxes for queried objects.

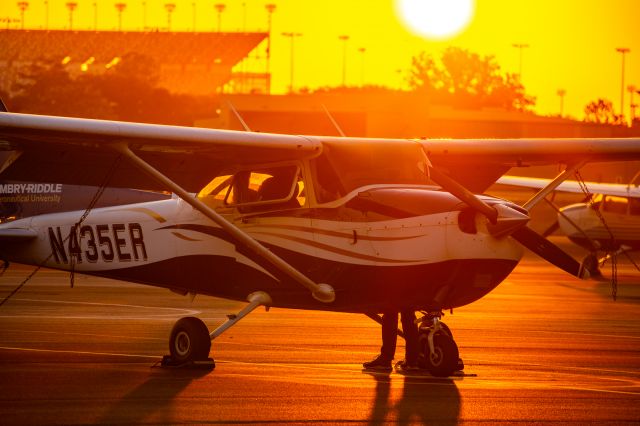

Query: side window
[629,198,640,215]
[197,174,233,207]
[235,165,303,212]
[602,195,628,214]
[198,166,304,212]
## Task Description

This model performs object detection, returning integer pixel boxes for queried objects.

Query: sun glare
[396,0,475,40]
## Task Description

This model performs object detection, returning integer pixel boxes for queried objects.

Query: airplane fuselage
[0,186,523,313]
[559,196,640,252]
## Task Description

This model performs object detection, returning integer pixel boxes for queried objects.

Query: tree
[8,54,215,125]
[583,98,624,124]
[408,47,536,111]
[10,59,116,119]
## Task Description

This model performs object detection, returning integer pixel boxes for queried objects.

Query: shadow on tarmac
[366,372,461,425]
[100,367,209,424]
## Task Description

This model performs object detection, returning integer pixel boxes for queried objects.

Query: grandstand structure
[0,29,268,96]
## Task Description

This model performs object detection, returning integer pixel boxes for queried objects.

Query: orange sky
[3,0,639,119]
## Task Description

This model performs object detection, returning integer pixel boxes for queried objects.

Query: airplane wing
[1,112,640,193]
[0,112,321,192]
[496,175,640,198]
[420,138,640,192]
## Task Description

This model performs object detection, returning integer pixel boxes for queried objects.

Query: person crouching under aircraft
[363,310,419,372]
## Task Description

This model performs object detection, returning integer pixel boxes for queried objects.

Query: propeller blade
[512,227,589,279]
[541,220,560,237]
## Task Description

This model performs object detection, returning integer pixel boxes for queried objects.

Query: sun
[396,0,475,40]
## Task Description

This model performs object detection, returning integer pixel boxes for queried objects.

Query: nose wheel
[417,312,462,377]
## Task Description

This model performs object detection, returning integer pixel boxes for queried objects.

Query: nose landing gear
[417,311,463,377]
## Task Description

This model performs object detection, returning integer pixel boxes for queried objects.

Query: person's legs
[363,311,398,370]
[400,310,419,368]
[380,311,399,361]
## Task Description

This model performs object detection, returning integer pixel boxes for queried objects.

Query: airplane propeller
[511,226,589,279]
[428,165,590,280]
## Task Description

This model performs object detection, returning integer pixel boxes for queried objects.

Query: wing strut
[522,161,586,210]
[113,143,335,303]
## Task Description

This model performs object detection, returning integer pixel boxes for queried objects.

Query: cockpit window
[310,141,433,203]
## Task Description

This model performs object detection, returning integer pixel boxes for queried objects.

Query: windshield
[310,141,433,203]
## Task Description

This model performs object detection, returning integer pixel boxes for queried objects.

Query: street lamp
[512,43,529,80]
[214,3,225,32]
[92,1,97,30]
[44,0,48,29]
[191,2,196,32]
[66,2,77,30]
[17,1,28,30]
[142,0,147,30]
[164,2,175,31]
[616,47,631,122]
[629,85,637,122]
[265,3,276,94]
[556,89,566,117]
[114,2,126,31]
[338,35,349,87]
[282,32,302,94]
[358,47,366,87]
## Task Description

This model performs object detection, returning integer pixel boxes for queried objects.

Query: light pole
[115,3,126,31]
[265,3,276,94]
[66,2,77,30]
[92,1,97,30]
[338,35,349,87]
[512,43,529,80]
[44,0,48,29]
[242,1,246,32]
[557,89,566,117]
[17,1,28,30]
[282,32,302,94]
[629,85,637,122]
[142,0,146,30]
[164,2,175,31]
[191,2,195,32]
[616,47,630,122]
[358,47,366,87]
[214,3,225,32]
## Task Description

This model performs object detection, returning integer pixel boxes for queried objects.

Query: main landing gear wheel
[582,253,602,277]
[166,316,212,365]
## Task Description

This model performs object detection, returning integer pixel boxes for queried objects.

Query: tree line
[1,47,626,125]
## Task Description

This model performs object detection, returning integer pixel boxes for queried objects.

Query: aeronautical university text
[0,194,62,203]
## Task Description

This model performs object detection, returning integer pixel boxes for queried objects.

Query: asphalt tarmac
[0,239,639,425]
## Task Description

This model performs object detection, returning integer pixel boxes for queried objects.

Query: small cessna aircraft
[1,108,640,376]
[497,175,640,275]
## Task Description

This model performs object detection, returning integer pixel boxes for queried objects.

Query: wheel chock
[159,355,216,370]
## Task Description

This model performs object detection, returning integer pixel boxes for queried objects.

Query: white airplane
[1,110,640,377]
[497,175,640,275]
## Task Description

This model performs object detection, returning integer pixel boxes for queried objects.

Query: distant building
[208,91,638,139]
[0,29,268,96]
[199,91,640,183]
